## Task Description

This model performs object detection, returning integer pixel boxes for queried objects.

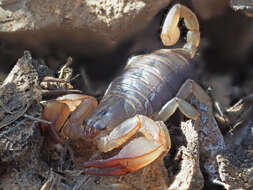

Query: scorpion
[42,4,224,178]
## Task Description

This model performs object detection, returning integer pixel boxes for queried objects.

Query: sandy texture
[0,0,171,52]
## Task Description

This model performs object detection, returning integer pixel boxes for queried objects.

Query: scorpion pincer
[43,4,205,176]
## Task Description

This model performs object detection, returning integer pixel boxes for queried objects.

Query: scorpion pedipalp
[82,115,170,176]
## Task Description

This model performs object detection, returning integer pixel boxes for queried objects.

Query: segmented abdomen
[102,49,194,119]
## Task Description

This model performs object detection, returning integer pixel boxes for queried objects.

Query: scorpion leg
[158,79,210,122]
[161,4,200,58]
[81,115,170,176]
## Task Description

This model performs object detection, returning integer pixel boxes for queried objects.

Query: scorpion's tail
[160,4,200,59]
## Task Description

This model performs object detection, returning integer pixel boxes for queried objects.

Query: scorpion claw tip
[84,125,99,138]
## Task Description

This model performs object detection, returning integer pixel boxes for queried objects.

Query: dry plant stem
[70,74,81,82]
[168,120,204,190]
[223,95,253,148]
[24,114,52,125]
[40,179,52,190]
[40,169,68,190]
[59,57,73,78]
[59,142,68,171]
[42,89,82,98]
[58,57,73,80]
[224,94,253,131]
[71,175,92,190]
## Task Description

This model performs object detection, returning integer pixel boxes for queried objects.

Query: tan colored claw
[81,115,170,176]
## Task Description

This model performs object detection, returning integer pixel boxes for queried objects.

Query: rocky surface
[0,0,171,53]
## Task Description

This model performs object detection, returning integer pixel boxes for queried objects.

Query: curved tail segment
[160,4,200,59]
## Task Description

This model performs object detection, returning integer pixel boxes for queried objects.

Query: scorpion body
[85,4,200,136]
[86,49,195,134]
[43,4,217,177]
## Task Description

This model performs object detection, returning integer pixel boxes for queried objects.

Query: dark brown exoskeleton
[85,4,200,137]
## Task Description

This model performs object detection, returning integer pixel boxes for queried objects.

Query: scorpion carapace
[85,4,200,137]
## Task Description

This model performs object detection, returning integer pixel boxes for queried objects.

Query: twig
[42,89,82,98]
[24,114,52,125]
[70,74,80,82]
[59,57,73,79]
[72,175,93,190]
